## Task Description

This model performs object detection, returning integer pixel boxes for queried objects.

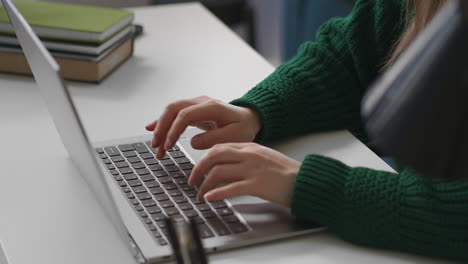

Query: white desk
[0,3,449,264]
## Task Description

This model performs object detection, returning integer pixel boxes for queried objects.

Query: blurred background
[29,0,356,67]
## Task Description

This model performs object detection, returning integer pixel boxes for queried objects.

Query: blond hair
[386,0,448,67]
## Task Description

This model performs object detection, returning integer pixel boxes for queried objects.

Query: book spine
[0,38,133,82]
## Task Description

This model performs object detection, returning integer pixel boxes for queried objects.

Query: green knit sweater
[231,0,468,261]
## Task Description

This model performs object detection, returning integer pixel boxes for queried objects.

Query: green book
[0,1,134,43]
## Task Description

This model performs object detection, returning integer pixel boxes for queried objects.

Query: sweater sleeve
[231,0,405,142]
[292,155,468,261]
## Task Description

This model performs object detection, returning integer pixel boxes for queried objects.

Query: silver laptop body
[1,0,323,262]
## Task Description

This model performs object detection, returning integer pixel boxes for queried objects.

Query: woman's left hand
[189,143,301,207]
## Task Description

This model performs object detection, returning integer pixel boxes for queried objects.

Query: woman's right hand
[145,96,262,159]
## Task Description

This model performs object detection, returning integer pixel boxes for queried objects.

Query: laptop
[1,0,323,262]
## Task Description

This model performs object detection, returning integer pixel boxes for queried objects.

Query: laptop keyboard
[96,141,248,246]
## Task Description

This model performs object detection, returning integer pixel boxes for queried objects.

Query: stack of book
[0,1,136,82]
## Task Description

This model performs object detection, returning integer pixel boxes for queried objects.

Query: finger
[204,181,250,201]
[156,146,166,160]
[163,101,235,150]
[145,120,157,131]
[191,124,240,150]
[188,144,242,185]
[151,100,197,149]
[196,164,243,201]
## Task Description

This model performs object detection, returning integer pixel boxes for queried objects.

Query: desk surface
[0,3,449,264]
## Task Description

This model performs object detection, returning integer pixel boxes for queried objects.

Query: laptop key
[173,196,187,204]
[134,204,144,212]
[142,199,157,207]
[104,146,120,157]
[130,199,139,205]
[169,171,185,178]
[163,183,177,190]
[113,174,123,181]
[174,157,190,164]
[159,177,172,184]
[128,179,142,187]
[119,167,133,175]
[140,175,155,182]
[118,144,134,152]
[118,181,127,187]
[191,216,204,225]
[158,154,170,160]
[148,224,157,231]
[147,206,162,214]
[160,200,174,208]
[144,218,153,225]
[111,155,125,163]
[132,162,146,170]
[132,142,149,154]
[151,213,166,221]
[185,191,197,198]
[137,192,152,200]
[122,187,132,193]
[197,204,211,211]
[169,151,185,158]
[156,221,167,228]
[152,230,162,238]
[133,186,147,194]
[140,153,154,160]
[153,171,168,178]
[202,210,216,219]
[110,169,120,176]
[174,178,188,185]
[207,218,231,236]
[210,201,228,209]
[180,163,194,170]
[155,194,169,202]
[96,148,104,154]
[103,159,111,165]
[149,187,165,195]
[145,181,160,188]
[148,163,163,170]
[165,207,180,216]
[126,193,135,200]
[197,224,214,239]
[157,238,168,246]
[178,203,193,210]
[123,151,137,158]
[222,215,240,223]
[180,185,195,192]
[145,159,159,166]
[115,161,129,168]
[165,165,180,172]
[127,156,142,164]
[229,223,248,233]
[136,168,150,176]
[190,198,205,205]
[123,173,138,181]
[168,190,182,197]
[160,159,175,166]
[139,212,149,218]
[217,208,233,216]
[184,210,198,218]
[107,164,116,170]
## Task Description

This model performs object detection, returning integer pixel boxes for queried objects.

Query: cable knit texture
[232,0,468,261]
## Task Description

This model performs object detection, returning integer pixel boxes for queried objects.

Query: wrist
[244,107,262,139]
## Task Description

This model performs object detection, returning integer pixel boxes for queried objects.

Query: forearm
[291,155,468,261]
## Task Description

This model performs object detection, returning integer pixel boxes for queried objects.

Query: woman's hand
[189,142,301,207]
[146,96,261,159]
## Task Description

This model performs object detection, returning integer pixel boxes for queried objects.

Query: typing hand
[146,96,261,159]
[189,143,301,207]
